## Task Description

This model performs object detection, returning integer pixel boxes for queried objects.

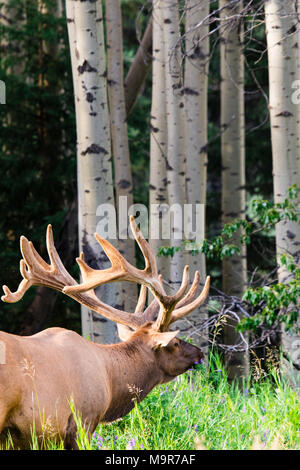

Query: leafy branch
[158,185,300,260]
[158,186,300,333]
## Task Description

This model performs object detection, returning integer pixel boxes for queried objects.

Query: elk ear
[151,330,180,349]
[117,324,135,342]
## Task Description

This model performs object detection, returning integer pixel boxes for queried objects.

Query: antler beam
[2,217,210,333]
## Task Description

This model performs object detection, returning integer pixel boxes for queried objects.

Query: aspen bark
[163,0,186,296]
[149,1,169,283]
[184,0,209,347]
[265,0,300,377]
[297,1,300,165]
[66,0,117,344]
[219,0,249,381]
[124,16,153,117]
[105,0,137,313]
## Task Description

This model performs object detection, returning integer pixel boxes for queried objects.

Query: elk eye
[174,342,179,347]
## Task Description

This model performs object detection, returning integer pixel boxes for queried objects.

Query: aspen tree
[219,0,249,381]
[105,0,137,312]
[265,0,300,376]
[163,0,186,295]
[184,0,209,347]
[66,0,117,343]
[149,0,169,282]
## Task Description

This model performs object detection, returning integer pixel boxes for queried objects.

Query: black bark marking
[286,230,296,239]
[118,179,131,189]
[225,212,239,218]
[81,144,108,156]
[78,60,97,74]
[190,45,207,60]
[150,124,159,133]
[86,92,95,102]
[275,110,293,117]
[92,314,107,323]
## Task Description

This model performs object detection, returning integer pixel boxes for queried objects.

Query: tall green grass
[89,354,299,451]
[1,353,299,450]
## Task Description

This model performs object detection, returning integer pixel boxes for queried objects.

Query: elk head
[2,216,210,377]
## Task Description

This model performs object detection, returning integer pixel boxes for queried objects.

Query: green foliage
[159,186,299,260]
[159,187,300,333]
[66,358,300,450]
[0,0,77,332]
[240,254,300,333]
[2,352,298,450]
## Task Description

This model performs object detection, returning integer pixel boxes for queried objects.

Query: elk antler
[63,216,210,331]
[1,225,142,330]
[2,217,210,332]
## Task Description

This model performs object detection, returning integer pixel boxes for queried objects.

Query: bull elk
[0,216,210,449]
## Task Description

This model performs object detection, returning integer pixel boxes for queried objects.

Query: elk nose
[193,353,204,369]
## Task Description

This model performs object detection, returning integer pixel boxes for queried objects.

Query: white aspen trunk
[163,0,186,297]
[184,0,209,348]
[297,1,300,167]
[265,0,300,378]
[149,0,169,283]
[66,0,117,344]
[219,0,249,382]
[105,0,137,313]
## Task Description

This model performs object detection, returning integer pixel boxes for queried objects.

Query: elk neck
[91,335,163,422]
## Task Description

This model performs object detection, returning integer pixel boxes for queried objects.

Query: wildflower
[194,424,199,432]
[126,438,136,450]
[242,405,246,413]
[244,388,248,397]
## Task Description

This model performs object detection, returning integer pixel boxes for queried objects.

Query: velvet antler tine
[29,241,50,271]
[1,278,33,303]
[20,236,37,271]
[46,225,70,277]
[63,234,127,295]
[135,285,147,314]
[176,270,200,308]
[171,265,189,301]
[170,276,210,323]
[129,216,158,277]
[94,234,127,270]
